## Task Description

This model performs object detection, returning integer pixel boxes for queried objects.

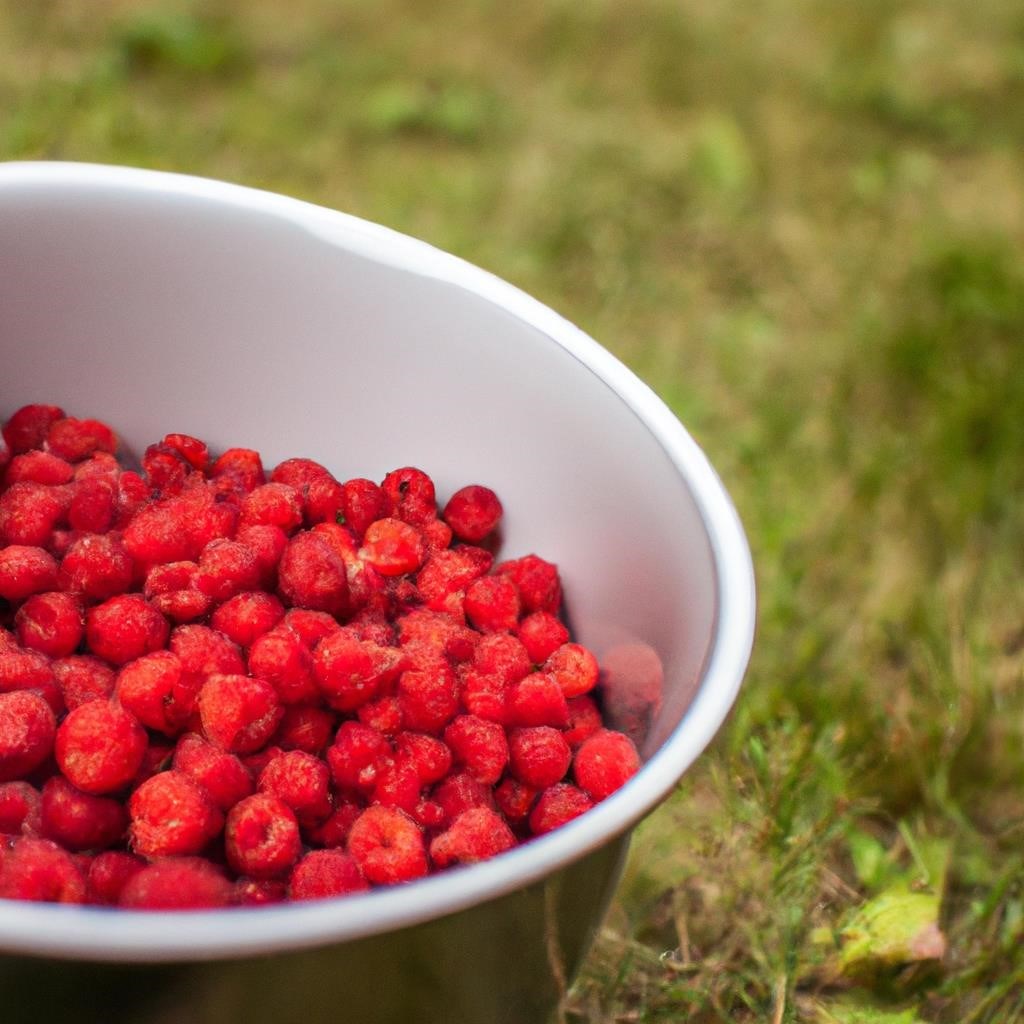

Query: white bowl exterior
[0,162,754,961]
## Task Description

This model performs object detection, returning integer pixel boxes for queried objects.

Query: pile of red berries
[0,404,640,909]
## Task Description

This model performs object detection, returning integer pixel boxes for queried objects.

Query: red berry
[278,468,334,525]
[116,651,192,735]
[396,658,459,734]
[169,624,246,680]
[274,704,334,755]
[395,732,453,785]
[143,561,210,623]
[277,532,349,615]
[15,591,84,658]
[0,482,65,547]
[442,485,503,543]
[0,690,56,782]
[339,478,385,537]
[573,729,641,801]
[398,608,478,663]
[258,750,332,826]
[369,755,421,813]
[248,627,319,705]
[232,876,287,905]
[464,576,521,633]
[545,642,599,698]
[85,595,169,666]
[86,850,145,905]
[210,448,265,496]
[5,450,75,486]
[473,633,532,683]
[508,727,572,789]
[128,770,223,857]
[347,805,427,885]
[55,700,147,794]
[236,524,288,584]
[357,694,403,736]
[0,646,63,715]
[459,668,509,724]
[430,807,515,868]
[194,539,262,603]
[359,518,426,577]
[39,775,127,852]
[141,441,193,493]
[431,771,496,824]
[161,434,209,472]
[506,672,569,728]
[281,608,341,648]
[197,673,283,754]
[420,517,453,555]
[327,721,391,792]
[313,630,402,712]
[380,468,436,528]
[305,800,361,849]
[0,545,59,602]
[211,591,285,648]
[496,554,561,614]
[0,835,86,903]
[238,483,304,534]
[0,780,42,835]
[119,857,232,909]
[58,533,134,602]
[494,777,537,824]
[416,547,492,615]
[67,476,116,533]
[528,783,593,836]
[172,733,254,811]
[517,612,570,665]
[225,793,301,879]
[563,695,603,748]
[3,405,65,454]
[45,418,117,462]
[289,849,369,900]
[443,715,508,785]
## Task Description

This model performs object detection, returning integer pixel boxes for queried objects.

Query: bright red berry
[0,836,86,903]
[289,849,369,900]
[347,805,428,885]
[119,857,232,909]
[528,783,593,836]
[55,700,147,794]
[430,807,515,868]
[85,595,169,666]
[197,673,283,754]
[128,770,223,857]
[39,775,127,852]
[225,793,301,879]
[0,545,59,602]
[442,485,503,543]
[573,729,641,801]
[0,690,56,783]
[508,727,572,789]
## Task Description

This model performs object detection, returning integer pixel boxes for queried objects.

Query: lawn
[3,0,1024,1019]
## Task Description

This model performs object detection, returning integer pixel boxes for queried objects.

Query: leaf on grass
[812,998,924,1023]
[838,887,946,978]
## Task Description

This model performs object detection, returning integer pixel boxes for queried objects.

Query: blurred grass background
[3,0,1024,1019]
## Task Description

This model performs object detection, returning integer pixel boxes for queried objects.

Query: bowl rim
[0,160,756,962]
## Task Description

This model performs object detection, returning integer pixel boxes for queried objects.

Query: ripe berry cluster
[0,404,640,909]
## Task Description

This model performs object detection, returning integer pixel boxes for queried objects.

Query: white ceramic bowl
[0,162,754,1024]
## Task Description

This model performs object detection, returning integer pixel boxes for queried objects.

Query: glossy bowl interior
[0,162,754,1020]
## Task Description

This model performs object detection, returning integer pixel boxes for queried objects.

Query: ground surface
[3,2,1024,1020]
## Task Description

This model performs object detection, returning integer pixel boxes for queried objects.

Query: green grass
[4,0,1024,1019]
